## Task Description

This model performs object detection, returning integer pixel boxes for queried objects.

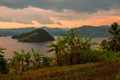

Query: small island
[12,29,55,42]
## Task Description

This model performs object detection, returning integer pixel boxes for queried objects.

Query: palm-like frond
[47,48,55,52]
[0,48,6,54]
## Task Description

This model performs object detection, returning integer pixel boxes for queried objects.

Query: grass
[1,51,120,80]
[1,62,120,80]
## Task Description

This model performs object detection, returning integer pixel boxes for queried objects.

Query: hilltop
[74,25,110,37]
[12,29,55,42]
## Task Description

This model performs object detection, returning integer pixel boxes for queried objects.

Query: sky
[0,0,120,28]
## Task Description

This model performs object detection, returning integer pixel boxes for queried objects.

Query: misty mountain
[0,25,111,37]
[73,25,111,37]
[0,27,35,36]
[0,27,69,36]
[41,26,70,36]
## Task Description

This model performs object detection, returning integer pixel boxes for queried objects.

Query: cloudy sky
[0,0,120,28]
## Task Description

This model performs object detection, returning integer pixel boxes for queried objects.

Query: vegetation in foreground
[1,61,120,80]
[0,22,120,80]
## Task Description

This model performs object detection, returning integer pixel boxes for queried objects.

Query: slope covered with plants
[12,29,55,42]
[0,22,120,80]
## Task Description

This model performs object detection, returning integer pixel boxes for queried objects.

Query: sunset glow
[0,0,120,28]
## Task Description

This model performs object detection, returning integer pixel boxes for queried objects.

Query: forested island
[12,29,55,42]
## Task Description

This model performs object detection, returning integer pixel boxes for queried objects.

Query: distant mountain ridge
[41,26,69,36]
[0,25,110,37]
[0,27,35,36]
[74,25,110,37]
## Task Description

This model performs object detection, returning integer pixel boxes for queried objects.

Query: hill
[0,27,69,36]
[0,27,35,36]
[73,25,110,37]
[12,29,55,42]
[41,26,69,36]
[0,26,110,37]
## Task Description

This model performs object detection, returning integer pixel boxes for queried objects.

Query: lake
[0,36,108,59]
[1,36,51,59]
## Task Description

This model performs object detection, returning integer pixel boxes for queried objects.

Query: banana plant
[82,37,92,50]
[48,29,93,66]
[13,49,25,71]
[24,52,31,71]
[11,49,31,72]
[48,36,66,66]
[31,48,42,68]
[0,48,6,54]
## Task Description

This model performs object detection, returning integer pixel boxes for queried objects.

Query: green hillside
[12,29,55,42]
[1,62,120,80]
[73,25,110,37]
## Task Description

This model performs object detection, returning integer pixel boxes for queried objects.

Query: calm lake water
[1,36,50,59]
[0,36,108,59]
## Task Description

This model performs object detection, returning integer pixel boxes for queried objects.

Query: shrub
[0,49,9,74]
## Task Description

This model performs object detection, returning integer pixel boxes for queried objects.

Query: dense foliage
[7,49,52,74]
[48,29,95,66]
[12,29,55,42]
[1,22,120,80]
[0,48,9,74]
[101,22,120,51]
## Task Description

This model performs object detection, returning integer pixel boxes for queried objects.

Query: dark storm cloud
[0,6,55,24]
[0,0,120,12]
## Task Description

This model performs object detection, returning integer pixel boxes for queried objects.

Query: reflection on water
[0,36,108,59]
[91,37,108,50]
[92,37,108,44]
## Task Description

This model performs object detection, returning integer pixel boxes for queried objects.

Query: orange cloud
[0,6,120,28]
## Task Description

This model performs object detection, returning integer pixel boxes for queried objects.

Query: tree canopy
[101,22,120,52]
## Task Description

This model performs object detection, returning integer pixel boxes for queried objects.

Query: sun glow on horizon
[0,16,120,29]
[0,6,120,29]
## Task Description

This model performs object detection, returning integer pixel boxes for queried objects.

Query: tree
[9,49,31,73]
[48,36,65,66]
[48,29,92,66]
[13,49,26,72]
[9,48,43,72]
[0,48,9,74]
[101,22,120,51]
[109,22,120,51]
[24,52,31,71]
